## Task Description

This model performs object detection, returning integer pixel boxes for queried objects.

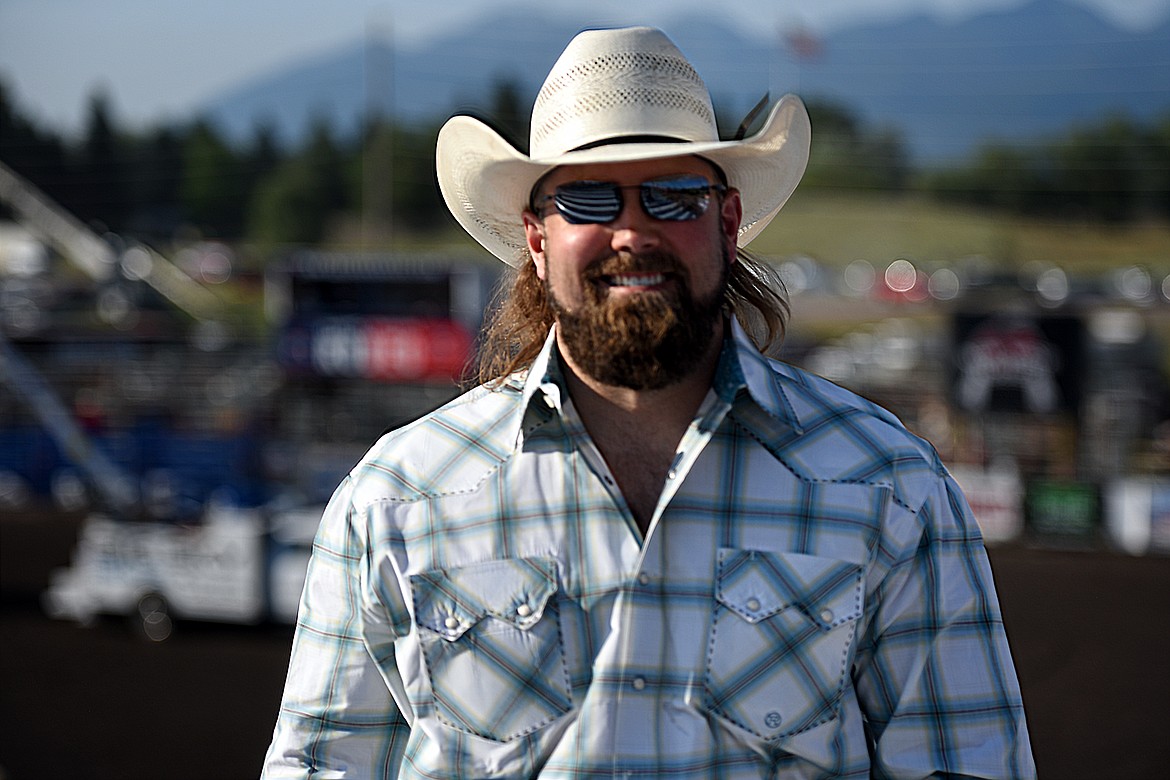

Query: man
[263,26,1035,778]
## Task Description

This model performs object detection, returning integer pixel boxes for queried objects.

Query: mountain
[198,0,1170,162]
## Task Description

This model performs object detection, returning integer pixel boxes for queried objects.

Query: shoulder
[751,358,947,511]
[347,380,525,506]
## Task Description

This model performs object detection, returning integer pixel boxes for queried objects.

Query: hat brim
[436,94,810,267]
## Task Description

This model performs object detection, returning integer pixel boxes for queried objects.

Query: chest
[600,440,678,535]
[369,447,882,759]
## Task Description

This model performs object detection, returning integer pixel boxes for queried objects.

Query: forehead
[537,155,720,191]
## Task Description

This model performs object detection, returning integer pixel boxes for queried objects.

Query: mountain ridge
[198,0,1170,162]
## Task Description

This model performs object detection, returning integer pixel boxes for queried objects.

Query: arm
[261,477,411,779]
[853,473,1035,779]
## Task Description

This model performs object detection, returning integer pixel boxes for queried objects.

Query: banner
[278,317,474,382]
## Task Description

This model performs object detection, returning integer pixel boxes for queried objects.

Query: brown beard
[548,248,728,390]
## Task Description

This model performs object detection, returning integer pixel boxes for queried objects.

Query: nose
[608,192,660,255]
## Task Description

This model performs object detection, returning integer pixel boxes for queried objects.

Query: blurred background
[1,1,1168,777]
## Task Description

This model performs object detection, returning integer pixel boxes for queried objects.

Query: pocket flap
[716,548,863,628]
[411,557,558,641]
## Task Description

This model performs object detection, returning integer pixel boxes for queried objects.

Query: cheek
[542,226,608,281]
[549,223,608,260]
[540,249,583,302]
[681,222,731,276]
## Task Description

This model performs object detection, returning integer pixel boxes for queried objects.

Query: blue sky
[1,0,1167,135]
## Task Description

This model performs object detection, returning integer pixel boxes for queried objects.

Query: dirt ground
[2,510,1167,779]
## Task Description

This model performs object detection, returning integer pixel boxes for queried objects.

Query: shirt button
[820,608,834,623]
[638,573,651,586]
[632,677,646,691]
[745,597,761,612]
[444,616,459,630]
[666,469,677,480]
[516,604,533,618]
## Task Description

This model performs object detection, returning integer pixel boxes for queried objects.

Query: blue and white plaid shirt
[263,318,1034,779]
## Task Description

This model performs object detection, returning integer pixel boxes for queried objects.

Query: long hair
[473,248,790,386]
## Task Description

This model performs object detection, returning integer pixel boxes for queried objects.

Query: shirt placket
[597,390,733,772]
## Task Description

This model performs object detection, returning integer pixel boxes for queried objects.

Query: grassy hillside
[750,190,1170,275]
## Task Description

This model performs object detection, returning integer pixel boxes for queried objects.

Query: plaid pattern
[263,319,1034,779]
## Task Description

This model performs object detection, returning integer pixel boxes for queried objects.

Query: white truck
[43,502,321,640]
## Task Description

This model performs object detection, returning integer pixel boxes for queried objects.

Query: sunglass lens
[554,182,622,224]
[550,175,717,224]
[642,175,714,221]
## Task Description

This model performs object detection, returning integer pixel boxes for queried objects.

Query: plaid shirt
[263,319,1034,779]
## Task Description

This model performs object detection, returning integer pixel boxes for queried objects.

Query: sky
[2,0,1168,136]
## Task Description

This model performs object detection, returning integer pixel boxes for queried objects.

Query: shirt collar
[723,317,805,435]
[519,326,566,411]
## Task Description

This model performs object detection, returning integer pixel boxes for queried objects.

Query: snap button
[632,677,646,691]
[444,616,459,630]
[820,608,834,623]
[666,469,677,480]
[516,603,533,618]
[745,597,761,612]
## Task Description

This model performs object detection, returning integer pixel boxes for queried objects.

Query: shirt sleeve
[852,472,1036,779]
[261,476,411,779]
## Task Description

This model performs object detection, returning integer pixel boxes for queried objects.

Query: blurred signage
[1152,483,1170,555]
[1026,480,1099,545]
[952,313,1084,414]
[1106,478,1170,556]
[278,317,474,382]
[948,466,1024,543]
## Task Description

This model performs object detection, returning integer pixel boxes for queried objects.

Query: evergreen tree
[74,89,129,231]
[181,120,246,237]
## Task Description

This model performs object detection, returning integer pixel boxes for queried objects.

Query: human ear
[522,210,549,280]
[720,189,743,261]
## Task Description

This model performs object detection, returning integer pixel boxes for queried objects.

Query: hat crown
[530,27,718,158]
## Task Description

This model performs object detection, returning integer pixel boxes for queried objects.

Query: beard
[547,247,729,390]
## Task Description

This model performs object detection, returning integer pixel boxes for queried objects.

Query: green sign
[1027,481,1099,541]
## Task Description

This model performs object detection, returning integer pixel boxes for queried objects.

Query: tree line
[2,78,1167,254]
[1,81,447,248]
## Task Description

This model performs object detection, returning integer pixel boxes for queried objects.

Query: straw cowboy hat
[436,26,811,267]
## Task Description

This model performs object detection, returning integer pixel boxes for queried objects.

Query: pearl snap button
[632,677,646,690]
[820,608,834,623]
[516,604,533,617]
[444,616,459,629]
[745,597,761,612]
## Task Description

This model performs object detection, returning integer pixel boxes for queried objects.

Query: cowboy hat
[436,26,810,266]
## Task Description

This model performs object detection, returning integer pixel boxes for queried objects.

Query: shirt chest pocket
[705,548,863,740]
[410,556,572,742]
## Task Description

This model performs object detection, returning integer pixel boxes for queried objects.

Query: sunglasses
[533,174,727,225]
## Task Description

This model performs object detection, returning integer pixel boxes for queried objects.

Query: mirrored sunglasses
[535,175,727,225]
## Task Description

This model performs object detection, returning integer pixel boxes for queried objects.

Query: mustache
[581,251,689,282]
